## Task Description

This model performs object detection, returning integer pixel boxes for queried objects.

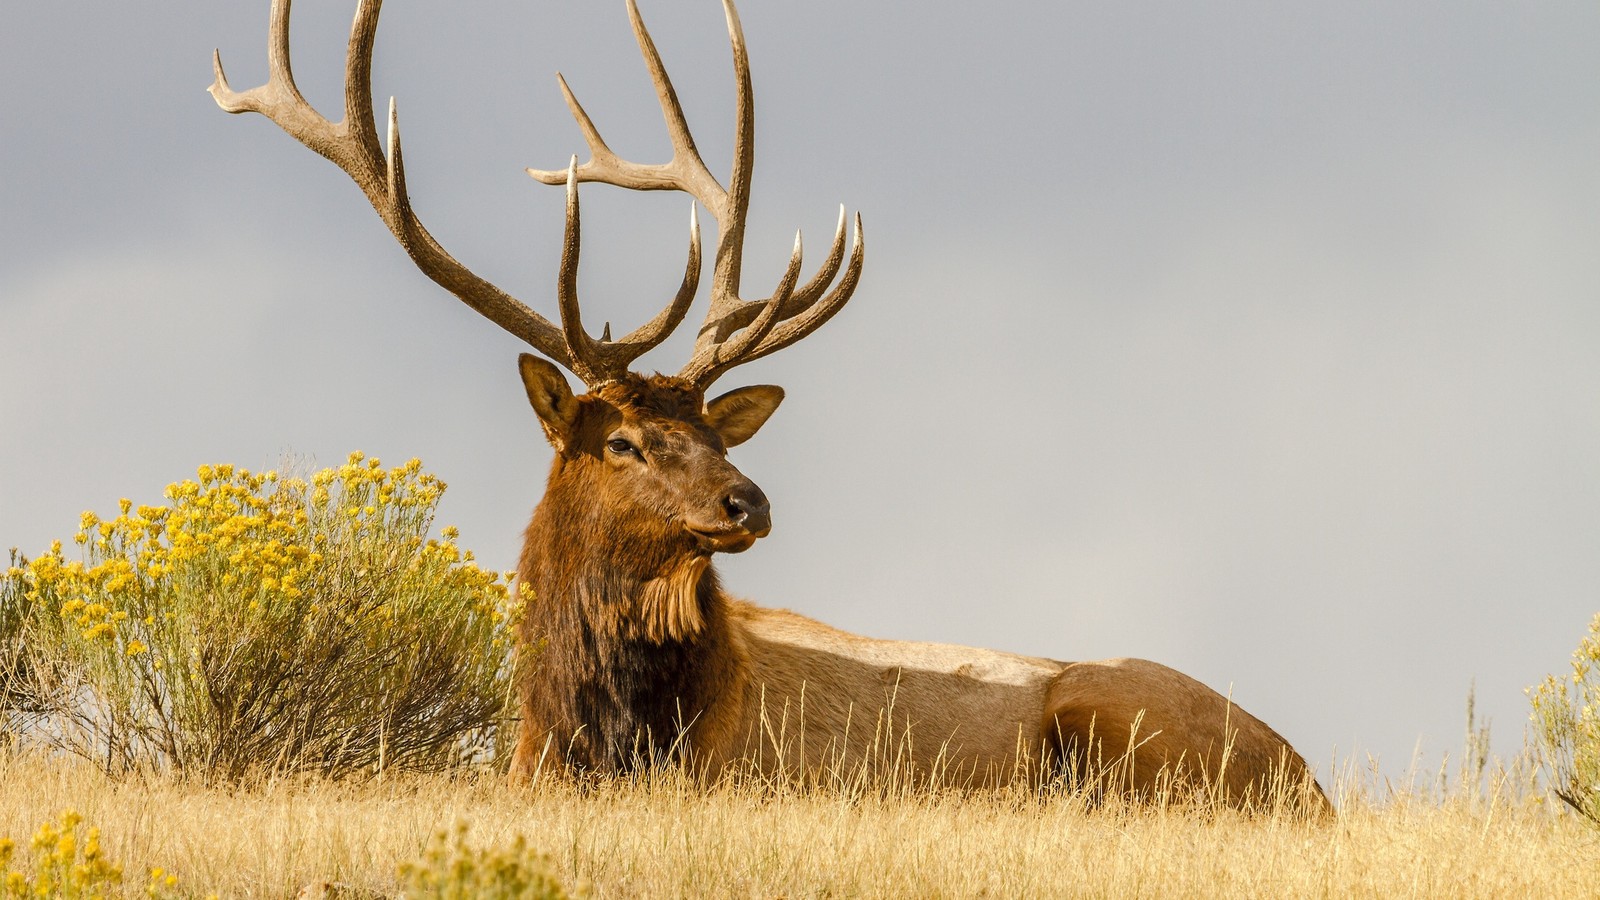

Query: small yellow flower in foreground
[126,640,149,656]
[442,525,460,540]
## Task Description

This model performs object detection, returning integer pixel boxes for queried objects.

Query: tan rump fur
[1041,658,1325,808]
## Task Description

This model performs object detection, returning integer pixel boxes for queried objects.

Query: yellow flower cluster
[1,809,123,899]
[147,867,181,896]
[312,452,445,515]
[25,553,133,645]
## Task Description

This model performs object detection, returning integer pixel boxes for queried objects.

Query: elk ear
[518,354,580,451]
[705,385,785,447]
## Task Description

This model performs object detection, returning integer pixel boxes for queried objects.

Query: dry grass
[1,750,1597,898]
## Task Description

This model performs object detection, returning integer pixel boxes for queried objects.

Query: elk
[212,0,1328,811]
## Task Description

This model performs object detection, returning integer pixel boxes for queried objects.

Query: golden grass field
[2,748,1597,898]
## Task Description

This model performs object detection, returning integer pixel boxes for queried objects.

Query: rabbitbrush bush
[6,453,518,780]
[1530,611,1600,826]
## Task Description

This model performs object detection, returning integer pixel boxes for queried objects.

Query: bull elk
[211,0,1328,811]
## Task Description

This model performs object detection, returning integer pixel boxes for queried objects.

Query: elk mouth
[687,525,766,554]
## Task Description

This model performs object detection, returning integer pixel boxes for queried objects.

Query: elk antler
[526,0,865,389]
[212,0,861,390]
[208,0,702,386]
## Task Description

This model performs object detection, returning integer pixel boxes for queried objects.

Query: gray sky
[4,0,1599,784]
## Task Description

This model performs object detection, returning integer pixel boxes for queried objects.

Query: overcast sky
[4,1,1599,785]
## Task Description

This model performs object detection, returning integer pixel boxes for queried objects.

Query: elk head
[518,355,783,558]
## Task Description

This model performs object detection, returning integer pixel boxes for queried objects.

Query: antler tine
[555,159,602,384]
[341,0,385,166]
[554,161,705,384]
[212,0,581,373]
[708,0,757,316]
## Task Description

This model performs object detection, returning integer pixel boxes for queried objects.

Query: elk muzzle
[689,480,771,553]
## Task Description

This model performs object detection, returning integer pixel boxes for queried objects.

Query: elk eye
[606,438,637,456]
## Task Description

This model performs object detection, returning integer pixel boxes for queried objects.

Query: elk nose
[724,488,771,535]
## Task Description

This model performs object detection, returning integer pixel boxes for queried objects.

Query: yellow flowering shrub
[1530,612,1600,826]
[10,453,518,780]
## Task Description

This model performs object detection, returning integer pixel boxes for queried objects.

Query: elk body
[213,0,1329,811]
